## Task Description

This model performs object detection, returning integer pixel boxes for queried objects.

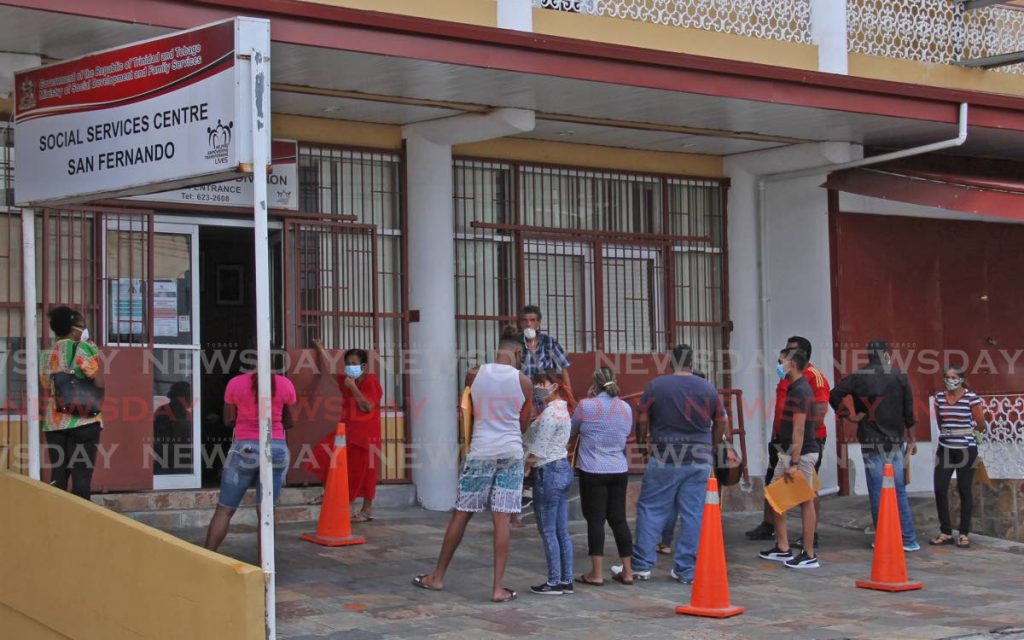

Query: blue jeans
[533,458,574,585]
[632,459,711,580]
[660,507,677,547]
[218,440,289,510]
[862,445,918,545]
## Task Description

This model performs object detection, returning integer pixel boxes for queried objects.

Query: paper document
[765,472,817,514]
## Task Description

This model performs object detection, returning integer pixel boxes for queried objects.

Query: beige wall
[0,472,265,640]
[274,114,725,178]
[286,0,1024,97]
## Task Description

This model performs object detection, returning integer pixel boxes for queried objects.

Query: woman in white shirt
[524,372,577,596]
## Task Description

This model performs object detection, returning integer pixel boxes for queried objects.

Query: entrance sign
[14,18,269,206]
[130,139,299,210]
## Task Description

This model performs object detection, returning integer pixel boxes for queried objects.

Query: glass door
[149,222,201,489]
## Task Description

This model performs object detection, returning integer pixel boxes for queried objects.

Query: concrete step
[91,484,417,532]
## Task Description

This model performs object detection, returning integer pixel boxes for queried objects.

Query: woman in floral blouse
[523,371,577,596]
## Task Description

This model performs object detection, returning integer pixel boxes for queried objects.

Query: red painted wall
[831,211,1024,440]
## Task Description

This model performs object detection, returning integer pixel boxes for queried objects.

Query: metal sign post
[249,42,276,639]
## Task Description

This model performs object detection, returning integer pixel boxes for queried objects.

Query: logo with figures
[18,78,36,112]
[273,189,291,207]
[205,119,234,164]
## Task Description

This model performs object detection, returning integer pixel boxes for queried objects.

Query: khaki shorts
[773,452,820,493]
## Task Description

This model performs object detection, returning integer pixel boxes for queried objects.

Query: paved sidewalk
[179,496,1024,640]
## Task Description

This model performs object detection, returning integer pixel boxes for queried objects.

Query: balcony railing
[535,0,1024,75]
[533,0,813,44]
[848,0,1024,75]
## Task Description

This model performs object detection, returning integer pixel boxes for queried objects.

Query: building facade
[1,0,1024,507]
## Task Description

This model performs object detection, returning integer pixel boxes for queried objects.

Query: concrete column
[725,143,858,491]
[403,109,534,510]
[405,135,461,511]
[497,0,533,31]
[810,0,848,74]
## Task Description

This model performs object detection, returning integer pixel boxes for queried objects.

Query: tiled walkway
[179,496,1024,640]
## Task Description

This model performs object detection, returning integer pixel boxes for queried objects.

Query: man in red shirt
[746,336,831,544]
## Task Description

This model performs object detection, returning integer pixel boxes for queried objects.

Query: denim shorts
[454,456,524,514]
[217,439,290,510]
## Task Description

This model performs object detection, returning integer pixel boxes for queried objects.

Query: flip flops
[957,534,971,548]
[612,573,635,586]
[575,574,605,586]
[929,533,954,546]
[351,512,374,523]
[412,575,442,591]
[492,587,517,603]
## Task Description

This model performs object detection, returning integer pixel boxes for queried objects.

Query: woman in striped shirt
[931,366,987,548]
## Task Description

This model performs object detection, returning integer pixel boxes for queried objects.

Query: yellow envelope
[459,386,473,461]
[765,472,816,514]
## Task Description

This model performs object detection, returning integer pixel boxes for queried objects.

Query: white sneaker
[611,564,650,581]
[670,569,693,584]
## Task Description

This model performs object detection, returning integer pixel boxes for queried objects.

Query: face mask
[945,378,963,391]
[533,385,551,402]
[523,328,537,340]
[78,327,90,343]
[344,364,363,378]
[776,363,786,379]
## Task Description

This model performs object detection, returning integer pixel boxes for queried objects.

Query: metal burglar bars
[297,144,408,482]
[454,159,730,388]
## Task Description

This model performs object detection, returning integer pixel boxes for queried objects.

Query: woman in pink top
[204,363,297,552]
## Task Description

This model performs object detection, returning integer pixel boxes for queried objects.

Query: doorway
[196,223,284,487]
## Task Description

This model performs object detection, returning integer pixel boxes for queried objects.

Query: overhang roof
[4,0,1024,159]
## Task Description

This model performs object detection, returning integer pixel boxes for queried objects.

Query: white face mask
[78,327,90,343]
[945,377,963,391]
[523,327,537,340]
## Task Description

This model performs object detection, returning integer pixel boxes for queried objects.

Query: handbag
[715,440,745,487]
[50,341,103,417]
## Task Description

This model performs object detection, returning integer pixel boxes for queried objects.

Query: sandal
[351,512,374,523]
[412,574,443,591]
[957,534,971,548]
[929,533,954,546]
[656,544,673,555]
[575,574,605,586]
[612,573,635,586]
[492,587,517,603]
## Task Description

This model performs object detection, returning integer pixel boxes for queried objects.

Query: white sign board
[130,139,299,210]
[14,18,270,206]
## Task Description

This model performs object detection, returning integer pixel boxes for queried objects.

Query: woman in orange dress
[314,340,383,522]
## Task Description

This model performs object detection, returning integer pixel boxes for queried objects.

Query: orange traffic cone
[856,463,922,592]
[302,423,366,547]
[676,475,745,618]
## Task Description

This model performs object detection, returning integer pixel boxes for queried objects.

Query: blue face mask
[344,364,363,379]
[776,363,786,379]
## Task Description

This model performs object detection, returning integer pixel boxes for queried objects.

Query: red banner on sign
[15,20,234,122]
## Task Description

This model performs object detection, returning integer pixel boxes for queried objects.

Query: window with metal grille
[454,159,728,387]
[298,144,408,482]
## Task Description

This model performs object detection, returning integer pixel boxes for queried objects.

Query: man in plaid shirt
[517,305,571,380]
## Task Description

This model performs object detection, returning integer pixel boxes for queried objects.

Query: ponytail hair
[593,367,620,397]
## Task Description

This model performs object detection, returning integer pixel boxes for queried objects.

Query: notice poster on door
[109,278,146,337]
[153,279,178,337]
